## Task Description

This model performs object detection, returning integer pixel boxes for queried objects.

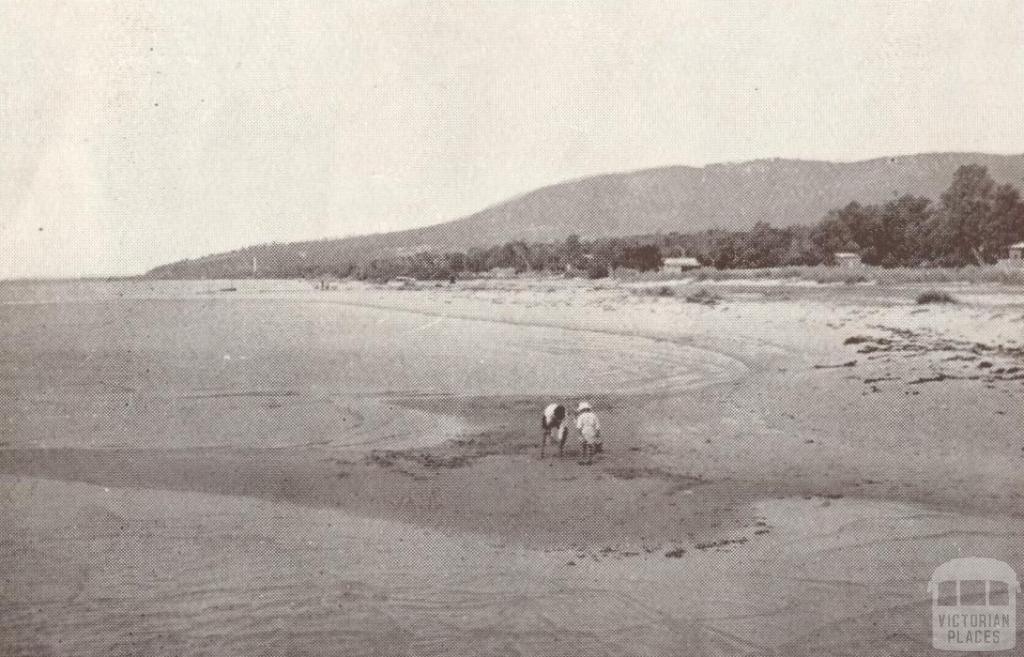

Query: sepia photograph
[2,1,1023,655]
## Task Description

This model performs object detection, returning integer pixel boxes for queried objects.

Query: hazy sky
[3,1,1024,278]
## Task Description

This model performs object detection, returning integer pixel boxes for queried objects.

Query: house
[997,242,1024,268]
[483,267,517,278]
[386,276,418,288]
[833,252,864,268]
[662,256,701,272]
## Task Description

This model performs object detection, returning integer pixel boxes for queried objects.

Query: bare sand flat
[1,278,1023,655]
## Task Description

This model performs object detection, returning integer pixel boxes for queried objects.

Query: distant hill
[146,152,1024,278]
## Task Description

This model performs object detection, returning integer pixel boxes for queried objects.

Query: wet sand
[4,476,1021,657]
[1,278,1023,655]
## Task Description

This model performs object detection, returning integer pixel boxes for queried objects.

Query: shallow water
[0,280,736,449]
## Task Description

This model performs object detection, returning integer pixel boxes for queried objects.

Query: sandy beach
[2,277,1022,655]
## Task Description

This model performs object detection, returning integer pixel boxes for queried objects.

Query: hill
[145,152,1024,278]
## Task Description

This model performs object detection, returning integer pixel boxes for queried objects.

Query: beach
[1,277,1022,655]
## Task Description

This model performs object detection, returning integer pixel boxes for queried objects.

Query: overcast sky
[3,1,1024,278]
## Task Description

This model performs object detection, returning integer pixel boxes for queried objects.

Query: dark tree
[619,244,663,272]
[934,165,996,265]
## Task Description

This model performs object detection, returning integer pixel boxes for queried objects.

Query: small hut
[833,252,864,269]
[662,256,701,273]
[997,242,1024,268]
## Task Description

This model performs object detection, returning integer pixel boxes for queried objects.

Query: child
[575,401,602,464]
[541,403,569,458]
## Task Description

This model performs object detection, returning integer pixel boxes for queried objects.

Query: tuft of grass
[635,285,676,297]
[916,290,957,304]
[685,288,721,305]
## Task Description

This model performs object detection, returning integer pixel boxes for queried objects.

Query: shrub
[685,288,721,305]
[587,263,610,279]
[916,290,957,304]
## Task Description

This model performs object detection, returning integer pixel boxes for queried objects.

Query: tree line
[351,165,1024,280]
[810,164,1024,267]
[149,165,1024,281]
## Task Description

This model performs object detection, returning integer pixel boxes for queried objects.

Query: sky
[2,1,1024,278]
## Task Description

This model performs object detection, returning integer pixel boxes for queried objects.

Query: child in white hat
[575,401,602,464]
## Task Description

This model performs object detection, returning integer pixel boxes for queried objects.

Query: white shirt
[575,411,601,440]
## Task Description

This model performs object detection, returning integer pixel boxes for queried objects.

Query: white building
[833,252,864,268]
[662,256,701,272]
[996,242,1024,268]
